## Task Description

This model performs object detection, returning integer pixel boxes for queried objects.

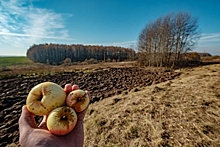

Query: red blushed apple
[47,106,77,135]
[66,89,90,112]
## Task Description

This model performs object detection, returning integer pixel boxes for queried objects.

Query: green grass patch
[0,56,32,66]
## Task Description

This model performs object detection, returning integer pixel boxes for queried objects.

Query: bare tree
[137,12,200,67]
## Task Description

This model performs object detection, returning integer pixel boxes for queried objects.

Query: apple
[66,89,90,112]
[47,106,77,135]
[26,82,66,116]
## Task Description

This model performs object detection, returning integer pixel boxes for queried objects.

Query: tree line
[137,12,201,67]
[26,44,136,65]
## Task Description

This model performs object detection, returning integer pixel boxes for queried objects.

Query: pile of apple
[26,82,90,135]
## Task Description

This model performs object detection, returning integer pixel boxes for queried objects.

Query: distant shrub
[63,58,72,63]
[106,58,111,62]
[198,52,212,57]
[184,52,201,62]
[87,58,98,64]
[112,59,117,62]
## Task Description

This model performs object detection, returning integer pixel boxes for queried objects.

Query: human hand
[19,84,90,147]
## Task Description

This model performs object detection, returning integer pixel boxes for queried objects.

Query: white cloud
[199,33,220,43]
[100,34,220,54]
[0,32,74,40]
[112,41,137,47]
[0,0,73,55]
[96,32,220,50]
[90,40,137,49]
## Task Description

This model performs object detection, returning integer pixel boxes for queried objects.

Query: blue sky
[0,0,220,56]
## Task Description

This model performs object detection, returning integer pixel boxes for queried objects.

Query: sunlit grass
[0,56,32,66]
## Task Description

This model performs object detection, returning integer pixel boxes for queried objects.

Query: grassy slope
[84,64,220,147]
[0,56,32,66]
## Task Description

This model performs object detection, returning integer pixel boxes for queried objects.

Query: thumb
[19,105,37,132]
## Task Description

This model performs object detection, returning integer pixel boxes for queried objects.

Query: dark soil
[0,67,180,146]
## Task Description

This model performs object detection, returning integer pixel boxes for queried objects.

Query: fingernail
[72,85,79,90]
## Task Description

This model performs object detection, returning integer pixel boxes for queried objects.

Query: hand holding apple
[25,82,90,136]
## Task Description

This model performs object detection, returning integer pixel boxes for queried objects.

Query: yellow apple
[66,89,90,112]
[26,82,66,116]
[47,106,77,135]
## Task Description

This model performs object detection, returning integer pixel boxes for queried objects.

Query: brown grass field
[2,60,220,147]
[83,64,220,147]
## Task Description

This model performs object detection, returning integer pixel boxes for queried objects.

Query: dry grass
[84,64,220,147]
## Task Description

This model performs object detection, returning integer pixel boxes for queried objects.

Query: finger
[72,84,79,91]
[38,116,48,129]
[19,105,37,132]
[85,90,91,99]
[64,84,72,93]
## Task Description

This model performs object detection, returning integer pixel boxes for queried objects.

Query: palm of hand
[19,84,88,147]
